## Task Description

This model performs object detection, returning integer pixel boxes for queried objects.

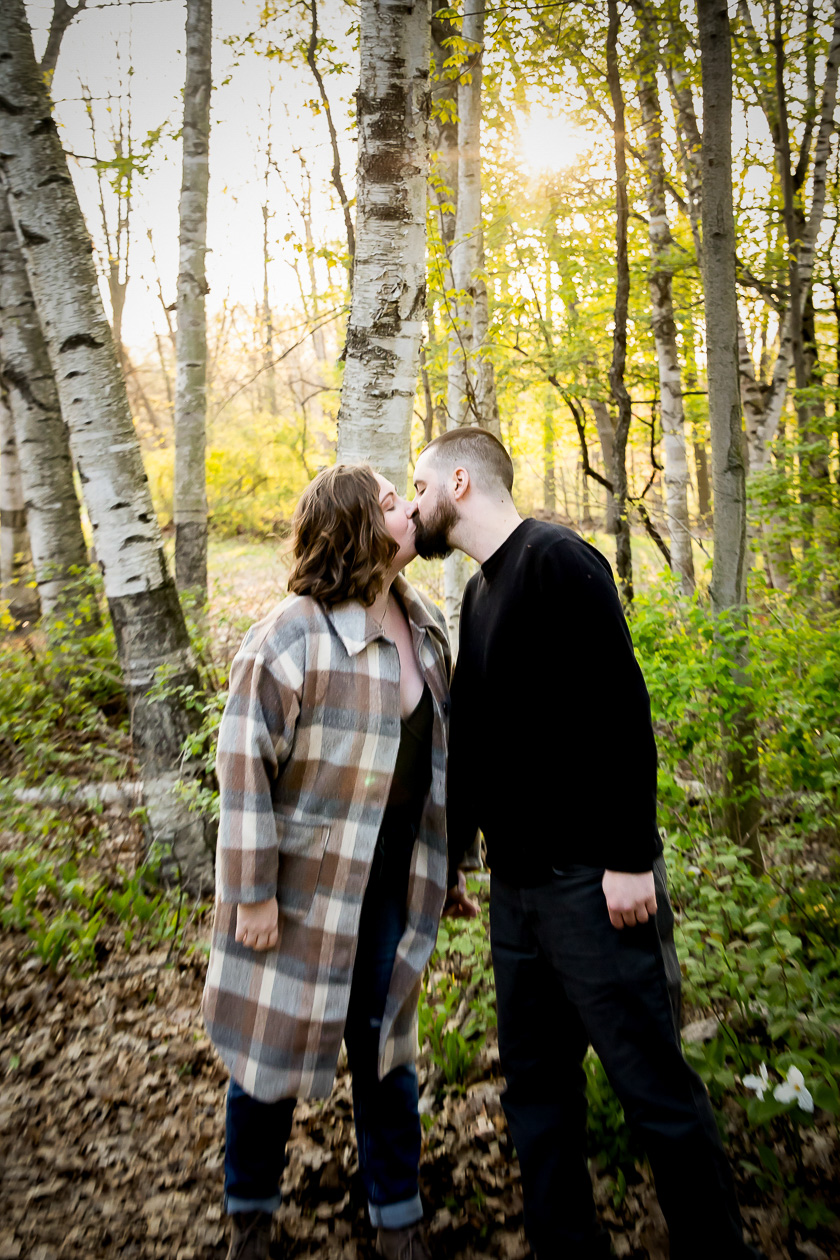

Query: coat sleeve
[215,627,304,904]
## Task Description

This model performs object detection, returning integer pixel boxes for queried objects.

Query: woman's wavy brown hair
[287,463,398,607]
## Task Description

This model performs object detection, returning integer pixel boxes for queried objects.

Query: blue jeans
[224,816,423,1228]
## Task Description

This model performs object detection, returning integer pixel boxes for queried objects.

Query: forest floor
[0,534,833,1260]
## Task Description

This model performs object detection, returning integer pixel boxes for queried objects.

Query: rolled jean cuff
[224,1191,283,1216]
[368,1192,423,1229]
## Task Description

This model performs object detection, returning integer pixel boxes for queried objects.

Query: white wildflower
[743,1063,770,1100]
[773,1066,814,1114]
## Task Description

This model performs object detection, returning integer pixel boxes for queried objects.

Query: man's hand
[235,898,279,951]
[602,869,657,930]
[442,870,480,919]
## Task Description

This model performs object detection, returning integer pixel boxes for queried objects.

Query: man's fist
[235,898,279,951]
[602,869,657,930]
[442,869,480,919]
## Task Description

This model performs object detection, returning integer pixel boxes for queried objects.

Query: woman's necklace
[373,592,390,633]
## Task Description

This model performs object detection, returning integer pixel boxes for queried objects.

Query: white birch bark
[0,190,92,625]
[336,0,431,493]
[174,0,211,596]
[0,0,213,893]
[746,0,840,470]
[637,12,695,593]
[444,2,488,642]
[0,382,39,622]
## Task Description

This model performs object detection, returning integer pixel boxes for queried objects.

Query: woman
[203,463,451,1260]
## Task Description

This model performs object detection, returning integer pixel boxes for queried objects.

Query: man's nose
[406,498,418,518]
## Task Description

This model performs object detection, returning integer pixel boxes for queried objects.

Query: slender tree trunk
[0,382,39,623]
[544,389,556,514]
[444,2,487,642]
[174,0,212,599]
[306,0,355,279]
[636,7,695,593]
[606,0,633,602]
[336,0,430,492]
[747,0,840,470]
[0,191,93,627]
[0,0,213,892]
[697,0,762,869]
[39,0,88,81]
[589,398,619,533]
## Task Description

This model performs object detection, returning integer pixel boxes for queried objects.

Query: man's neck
[453,504,524,565]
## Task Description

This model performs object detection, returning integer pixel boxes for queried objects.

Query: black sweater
[447,518,662,886]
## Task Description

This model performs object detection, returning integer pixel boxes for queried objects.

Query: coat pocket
[275,816,331,921]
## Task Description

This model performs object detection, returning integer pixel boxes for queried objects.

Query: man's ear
[451,466,470,500]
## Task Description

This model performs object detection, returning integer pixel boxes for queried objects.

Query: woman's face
[374,473,417,570]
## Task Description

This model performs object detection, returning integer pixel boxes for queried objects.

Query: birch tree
[174,0,212,598]
[0,191,93,627]
[336,0,431,491]
[697,0,762,868]
[442,3,501,638]
[735,0,840,472]
[0,383,38,623]
[0,0,213,892]
[635,5,695,593]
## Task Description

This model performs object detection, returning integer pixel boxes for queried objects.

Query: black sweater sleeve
[536,539,661,872]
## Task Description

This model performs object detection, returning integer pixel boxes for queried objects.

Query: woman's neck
[368,566,401,630]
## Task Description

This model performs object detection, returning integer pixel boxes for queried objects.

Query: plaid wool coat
[202,575,451,1102]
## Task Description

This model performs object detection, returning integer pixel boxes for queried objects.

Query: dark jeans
[490,860,756,1260]
[224,816,423,1228]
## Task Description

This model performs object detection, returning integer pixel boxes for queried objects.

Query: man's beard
[413,491,459,559]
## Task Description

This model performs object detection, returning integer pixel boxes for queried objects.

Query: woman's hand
[235,899,279,951]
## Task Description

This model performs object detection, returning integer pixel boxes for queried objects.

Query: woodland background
[1,0,840,1257]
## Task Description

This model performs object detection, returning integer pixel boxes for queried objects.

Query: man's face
[411,452,459,559]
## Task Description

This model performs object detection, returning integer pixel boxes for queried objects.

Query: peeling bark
[174,0,211,598]
[336,0,430,492]
[0,189,92,627]
[0,0,213,894]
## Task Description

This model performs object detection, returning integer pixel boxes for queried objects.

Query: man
[411,428,760,1260]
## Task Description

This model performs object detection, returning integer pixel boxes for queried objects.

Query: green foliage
[145,419,312,539]
[0,797,193,974]
[0,613,128,786]
[631,579,840,840]
[419,882,496,1094]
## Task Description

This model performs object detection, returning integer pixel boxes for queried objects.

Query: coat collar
[323,574,442,659]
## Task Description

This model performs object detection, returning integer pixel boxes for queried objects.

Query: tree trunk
[0,190,93,627]
[174,0,212,599]
[0,0,213,893]
[606,0,633,603]
[336,0,430,493]
[444,1,488,643]
[697,0,762,870]
[39,0,88,81]
[746,0,840,470]
[636,7,695,593]
[0,381,39,623]
[589,398,619,533]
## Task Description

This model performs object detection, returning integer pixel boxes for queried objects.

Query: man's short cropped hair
[421,428,514,494]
